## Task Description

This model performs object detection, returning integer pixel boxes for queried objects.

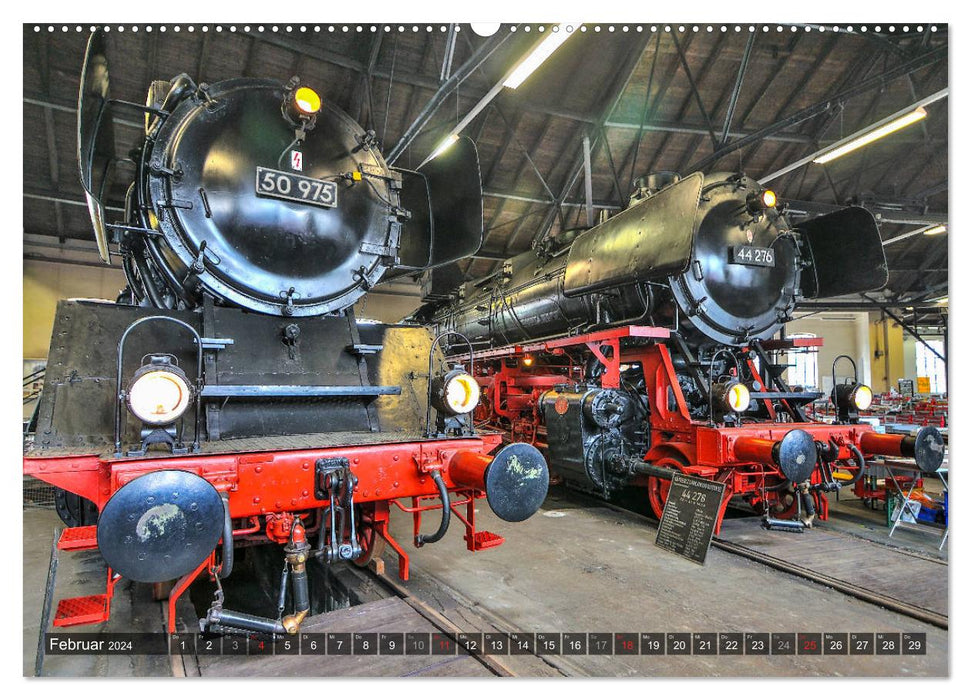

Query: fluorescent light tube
[923,225,946,236]
[429,134,459,160]
[503,24,578,89]
[813,107,928,164]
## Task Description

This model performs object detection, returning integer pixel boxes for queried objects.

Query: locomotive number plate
[255,167,338,208]
[730,245,775,267]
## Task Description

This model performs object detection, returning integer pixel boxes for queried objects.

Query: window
[787,334,819,390]
[915,339,946,394]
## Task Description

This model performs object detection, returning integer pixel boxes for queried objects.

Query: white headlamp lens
[444,373,480,414]
[853,384,873,411]
[128,369,192,425]
[727,382,751,413]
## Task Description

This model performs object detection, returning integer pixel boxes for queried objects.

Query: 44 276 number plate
[730,245,775,267]
[255,167,338,208]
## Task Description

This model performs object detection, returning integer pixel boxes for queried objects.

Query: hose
[207,608,286,635]
[276,563,289,614]
[415,470,451,547]
[801,488,816,517]
[219,494,233,579]
[844,444,867,487]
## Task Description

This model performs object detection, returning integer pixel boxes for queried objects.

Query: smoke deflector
[797,206,888,299]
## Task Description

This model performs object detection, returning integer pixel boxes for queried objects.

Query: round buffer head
[483,443,550,523]
[911,426,946,474]
[773,429,818,484]
[97,470,225,583]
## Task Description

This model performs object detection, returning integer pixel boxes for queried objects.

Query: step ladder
[465,530,505,551]
[50,526,118,627]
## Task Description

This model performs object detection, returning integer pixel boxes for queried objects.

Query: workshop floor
[23,483,949,677]
[387,485,948,677]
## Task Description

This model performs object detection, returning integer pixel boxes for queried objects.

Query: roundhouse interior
[21,21,949,680]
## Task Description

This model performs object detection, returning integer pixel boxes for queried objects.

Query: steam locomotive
[24,31,548,637]
[416,170,944,530]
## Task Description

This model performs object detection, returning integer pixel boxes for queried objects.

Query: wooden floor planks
[194,597,493,677]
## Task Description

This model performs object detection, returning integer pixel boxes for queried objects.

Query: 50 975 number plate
[255,167,338,209]
[730,245,775,267]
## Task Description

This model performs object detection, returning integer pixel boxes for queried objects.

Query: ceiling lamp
[503,24,579,89]
[813,107,928,164]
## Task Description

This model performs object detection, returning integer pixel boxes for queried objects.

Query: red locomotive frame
[465,325,918,528]
[25,433,508,633]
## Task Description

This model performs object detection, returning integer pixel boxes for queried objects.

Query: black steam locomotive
[421,170,889,350]
[25,31,548,637]
[415,170,943,526]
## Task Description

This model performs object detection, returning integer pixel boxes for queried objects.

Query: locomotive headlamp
[522,354,535,367]
[833,382,873,413]
[713,381,751,414]
[283,84,322,125]
[431,368,481,416]
[747,189,778,213]
[127,356,193,426]
[294,87,321,115]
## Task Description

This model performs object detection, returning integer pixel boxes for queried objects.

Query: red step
[52,594,111,627]
[58,526,98,551]
[466,530,505,551]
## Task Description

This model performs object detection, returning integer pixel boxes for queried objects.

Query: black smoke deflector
[796,206,888,299]
[77,29,116,263]
[563,172,703,297]
[392,136,484,274]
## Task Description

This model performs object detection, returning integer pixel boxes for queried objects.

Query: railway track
[360,562,576,677]
[710,537,948,630]
[361,566,516,677]
[177,555,568,677]
[590,494,948,631]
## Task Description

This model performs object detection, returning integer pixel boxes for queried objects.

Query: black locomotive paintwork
[479,443,550,522]
[563,172,702,297]
[541,388,639,497]
[422,171,886,349]
[78,30,483,318]
[139,78,401,316]
[668,175,802,344]
[796,206,890,298]
[97,470,225,582]
[35,32,493,463]
[395,137,485,272]
[31,301,417,450]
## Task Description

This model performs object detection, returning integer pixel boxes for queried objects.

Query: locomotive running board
[466,325,671,361]
[458,326,671,392]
